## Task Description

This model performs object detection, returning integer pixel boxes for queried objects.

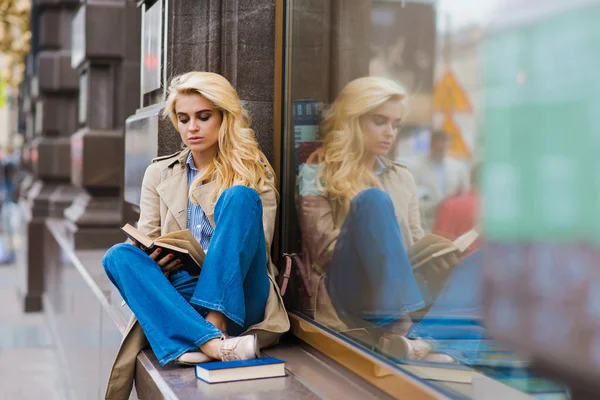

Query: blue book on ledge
[195,357,286,384]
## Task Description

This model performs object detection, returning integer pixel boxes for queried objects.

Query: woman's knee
[215,186,261,219]
[102,243,138,276]
[351,188,393,214]
[221,185,260,203]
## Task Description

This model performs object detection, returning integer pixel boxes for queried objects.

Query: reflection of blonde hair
[319,76,408,212]
[163,72,276,211]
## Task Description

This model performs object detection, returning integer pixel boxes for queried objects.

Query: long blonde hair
[163,72,276,210]
[319,76,408,213]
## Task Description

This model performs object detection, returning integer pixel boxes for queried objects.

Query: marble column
[18,0,80,312]
[65,0,141,249]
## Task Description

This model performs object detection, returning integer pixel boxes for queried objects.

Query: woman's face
[359,98,403,157]
[175,94,223,154]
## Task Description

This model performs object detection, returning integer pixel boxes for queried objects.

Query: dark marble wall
[157,116,182,156]
[165,0,277,163]
[126,0,279,208]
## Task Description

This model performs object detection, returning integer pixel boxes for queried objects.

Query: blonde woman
[102,72,289,398]
[298,77,481,359]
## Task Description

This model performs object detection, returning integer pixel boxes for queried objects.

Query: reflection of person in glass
[409,130,470,233]
[298,76,480,361]
[102,72,289,398]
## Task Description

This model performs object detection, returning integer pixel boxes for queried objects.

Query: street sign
[433,70,473,159]
[433,70,473,114]
[442,116,471,158]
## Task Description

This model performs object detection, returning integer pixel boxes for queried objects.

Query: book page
[157,229,205,265]
[453,229,479,253]
[121,224,154,249]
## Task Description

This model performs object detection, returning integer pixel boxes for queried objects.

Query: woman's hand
[419,252,460,301]
[424,251,460,280]
[430,253,460,274]
[130,241,183,274]
[149,247,183,274]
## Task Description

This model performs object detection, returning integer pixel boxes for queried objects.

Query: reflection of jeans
[102,186,270,365]
[326,188,425,327]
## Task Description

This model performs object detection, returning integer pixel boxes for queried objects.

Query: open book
[121,224,205,276]
[409,229,479,271]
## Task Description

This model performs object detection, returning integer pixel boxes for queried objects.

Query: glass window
[279,0,591,398]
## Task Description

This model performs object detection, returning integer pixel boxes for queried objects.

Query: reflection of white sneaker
[175,351,211,366]
[422,353,457,363]
[406,338,432,360]
[379,334,431,360]
[219,335,259,362]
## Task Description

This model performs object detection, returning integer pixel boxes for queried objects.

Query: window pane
[281,0,592,398]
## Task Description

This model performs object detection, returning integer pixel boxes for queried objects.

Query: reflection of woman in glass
[102,72,289,398]
[298,76,478,360]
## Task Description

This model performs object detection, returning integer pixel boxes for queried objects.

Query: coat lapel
[190,181,217,227]
[156,167,188,230]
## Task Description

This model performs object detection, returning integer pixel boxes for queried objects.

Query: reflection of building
[370,1,436,126]
[394,24,483,163]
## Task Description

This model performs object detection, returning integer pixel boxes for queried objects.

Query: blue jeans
[103,186,270,366]
[326,188,426,328]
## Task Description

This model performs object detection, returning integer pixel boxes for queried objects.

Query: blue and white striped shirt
[186,152,214,251]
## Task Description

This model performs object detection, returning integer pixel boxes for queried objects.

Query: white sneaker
[219,335,259,362]
[175,351,211,366]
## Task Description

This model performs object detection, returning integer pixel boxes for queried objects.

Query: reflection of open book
[409,229,479,271]
[121,224,205,276]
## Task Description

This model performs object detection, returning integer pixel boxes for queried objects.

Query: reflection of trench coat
[105,149,290,399]
[299,157,425,332]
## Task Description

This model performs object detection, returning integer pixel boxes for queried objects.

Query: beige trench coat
[299,157,425,332]
[105,149,290,399]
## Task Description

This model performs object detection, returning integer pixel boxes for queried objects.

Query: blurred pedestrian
[409,130,470,232]
[0,147,17,264]
[3,147,17,203]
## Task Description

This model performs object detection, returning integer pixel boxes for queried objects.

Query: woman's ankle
[205,310,228,335]
[199,337,222,360]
